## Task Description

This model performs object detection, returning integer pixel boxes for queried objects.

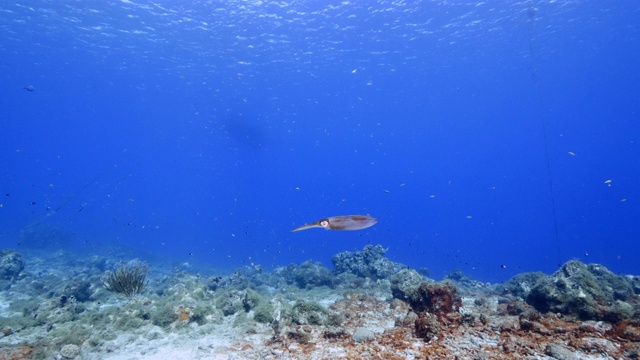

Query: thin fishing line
[0,166,113,237]
[527,5,561,266]
[43,167,112,218]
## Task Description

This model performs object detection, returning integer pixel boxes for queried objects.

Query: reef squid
[292,215,377,232]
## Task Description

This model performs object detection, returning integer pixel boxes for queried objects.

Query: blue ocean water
[1,1,638,283]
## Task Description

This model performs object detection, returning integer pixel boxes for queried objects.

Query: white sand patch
[0,299,9,314]
[0,293,26,318]
[81,319,271,360]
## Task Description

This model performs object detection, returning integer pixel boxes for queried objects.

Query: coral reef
[276,260,337,289]
[405,282,461,317]
[396,281,463,341]
[332,244,406,280]
[501,271,547,299]
[290,300,330,325]
[63,277,93,302]
[0,249,24,280]
[525,260,638,321]
[1,246,639,359]
[390,268,426,301]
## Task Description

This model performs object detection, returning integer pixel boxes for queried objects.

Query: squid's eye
[320,220,329,227]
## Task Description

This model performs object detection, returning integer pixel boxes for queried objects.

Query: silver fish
[292,215,377,232]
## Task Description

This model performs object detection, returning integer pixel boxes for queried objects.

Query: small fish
[292,215,377,232]
[23,85,35,91]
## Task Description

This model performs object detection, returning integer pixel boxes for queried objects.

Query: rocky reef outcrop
[332,244,406,280]
[0,249,24,280]
[507,260,640,322]
[391,268,462,341]
[275,260,337,289]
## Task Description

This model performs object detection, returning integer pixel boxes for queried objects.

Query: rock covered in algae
[502,271,547,299]
[332,244,406,280]
[0,249,24,280]
[526,260,638,321]
[392,279,462,341]
[290,300,330,325]
[275,260,337,289]
[390,268,426,301]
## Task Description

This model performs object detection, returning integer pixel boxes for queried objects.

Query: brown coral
[414,312,440,341]
[407,282,461,319]
[400,282,463,340]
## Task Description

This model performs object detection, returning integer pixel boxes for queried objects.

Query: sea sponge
[177,307,190,321]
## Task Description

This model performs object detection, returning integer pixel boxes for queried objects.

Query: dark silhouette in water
[222,115,269,149]
[23,85,35,91]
